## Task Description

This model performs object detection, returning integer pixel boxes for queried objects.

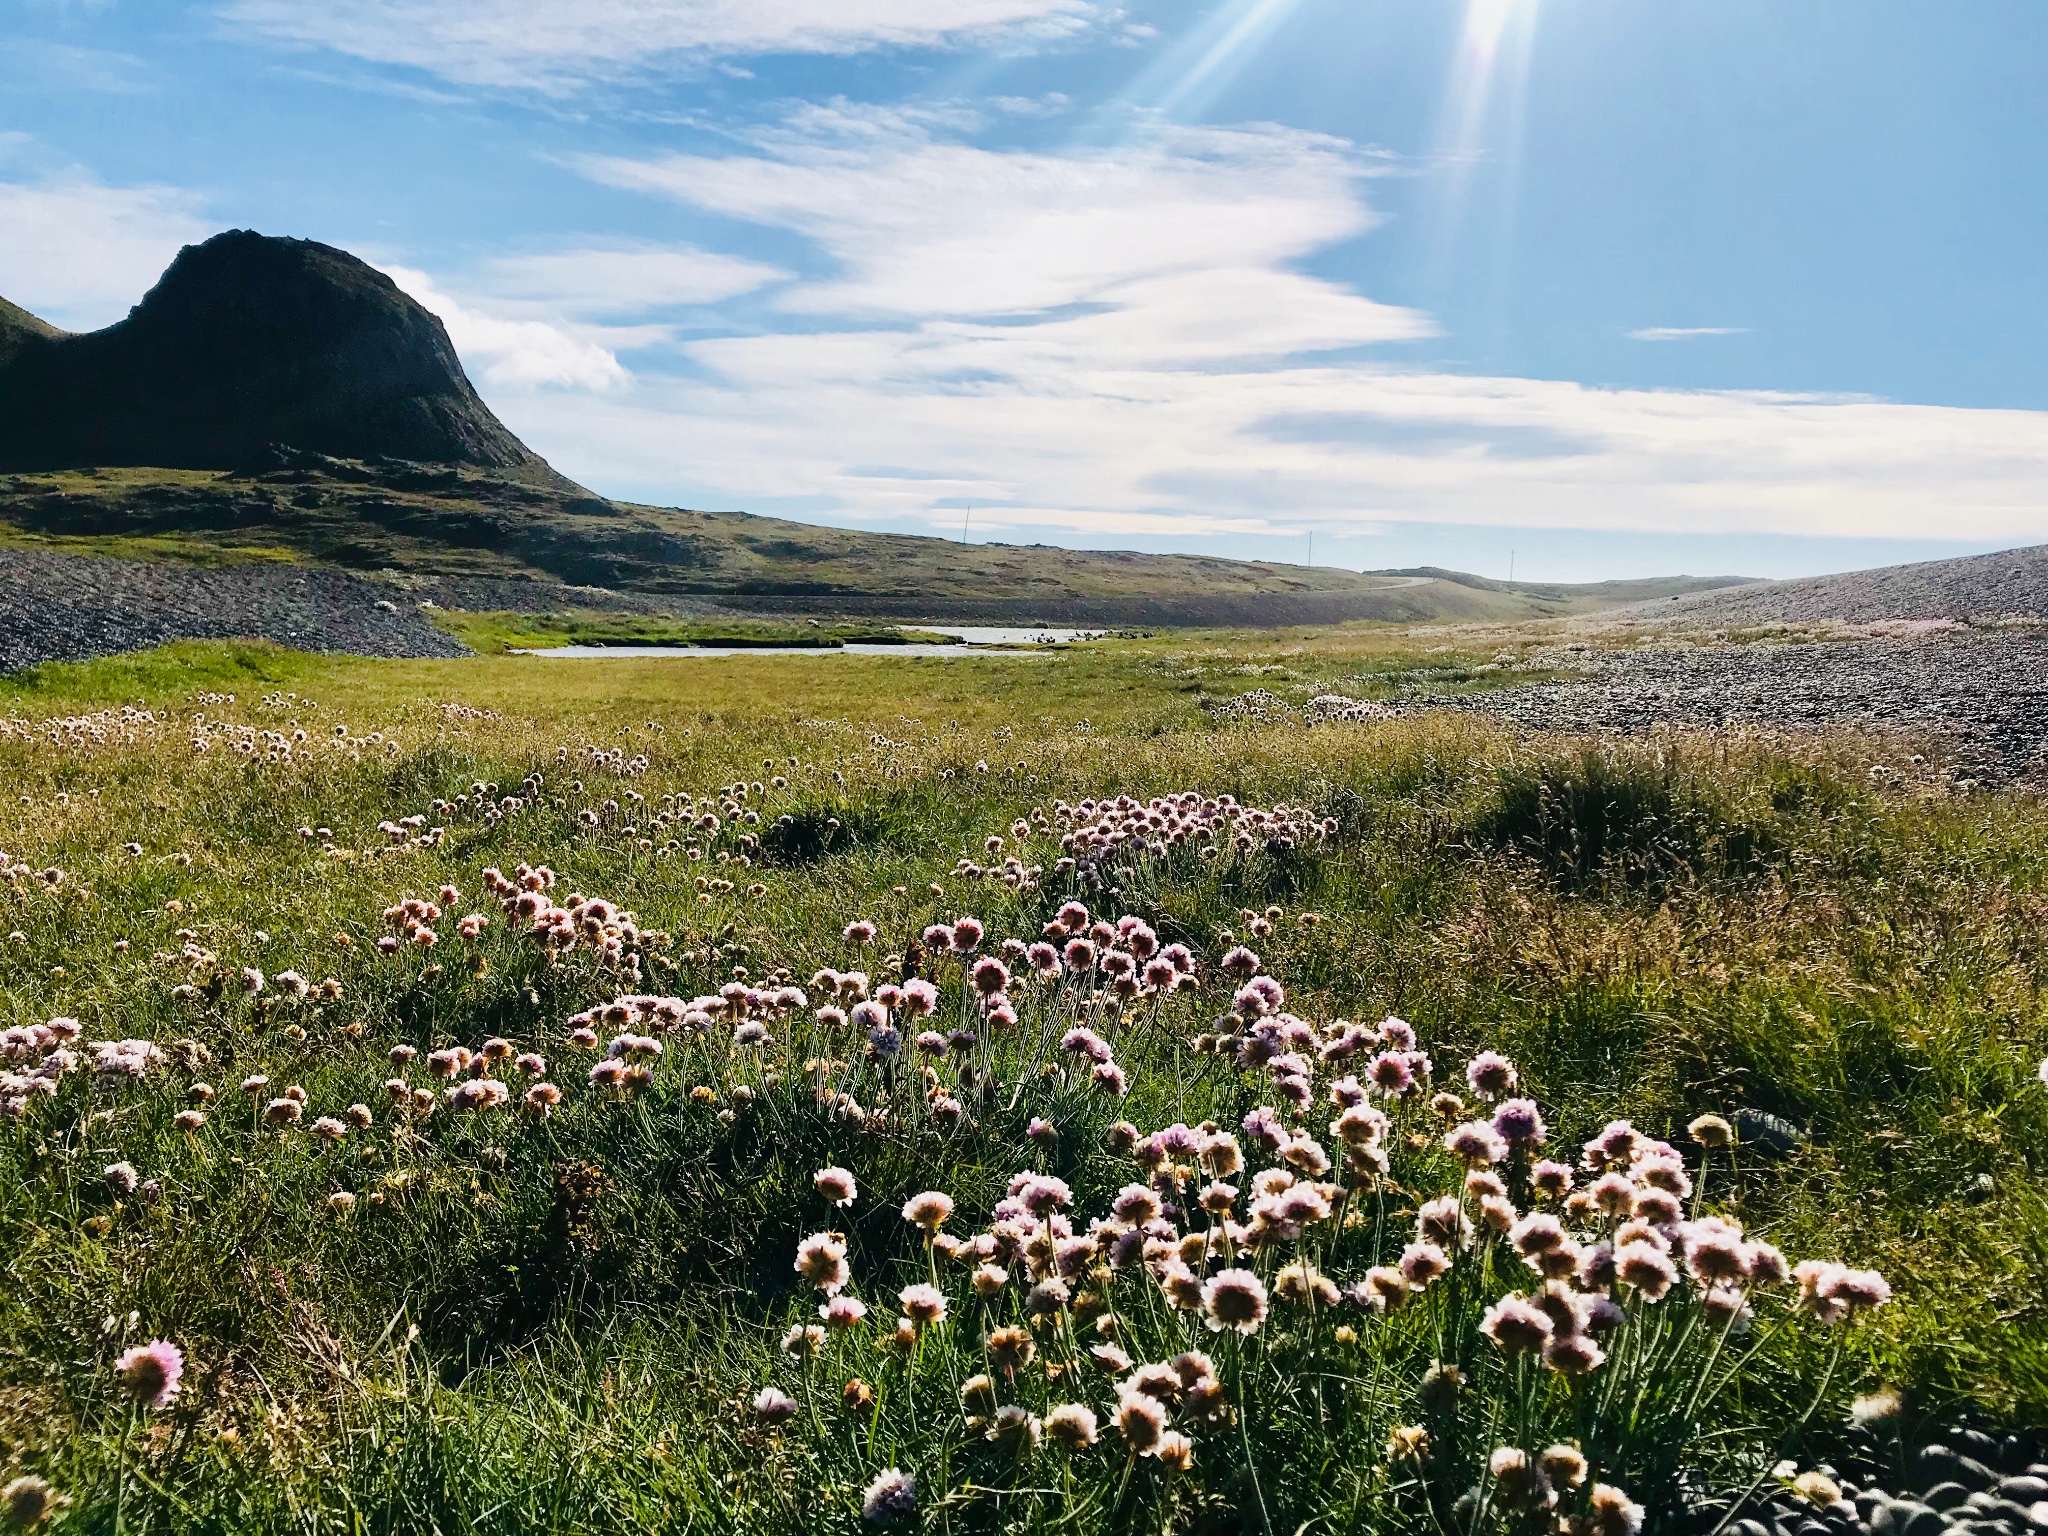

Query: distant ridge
[0,230,572,487]
[1626,543,2048,625]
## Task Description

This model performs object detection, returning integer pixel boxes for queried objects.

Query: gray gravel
[1404,630,2048,781]
[1627,544,2048,626]
[1715,1429,2048,1536]
[0,548,469,672]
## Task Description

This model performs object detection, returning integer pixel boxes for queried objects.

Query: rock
[1919,1448,2000,1494]
[1928,1485,1976,1511]
[1734,1108,1808,1157]
[2024,1504,2048,1532]
[0,549,470,670]
[1889,1501,1951,1536]
[2001,1481,2048,1504]
[0,231,572,486]
[1406,630,2048,784]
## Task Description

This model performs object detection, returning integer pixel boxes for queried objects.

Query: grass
[0,633,2041,1533]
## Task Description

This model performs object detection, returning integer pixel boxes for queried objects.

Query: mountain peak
[0,230,573,487]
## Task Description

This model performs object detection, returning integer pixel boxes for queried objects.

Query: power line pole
[962,507,971,544]
[1508,549,1515,583]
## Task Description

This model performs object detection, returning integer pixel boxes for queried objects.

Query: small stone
[2001,1481,2048,1505]
[1891,1501,1950,1536]
[1928,1485,1975,1512]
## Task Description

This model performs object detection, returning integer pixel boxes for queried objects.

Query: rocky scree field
[0,643,2041,1535]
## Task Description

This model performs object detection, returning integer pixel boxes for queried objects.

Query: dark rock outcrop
[0,231,572,487]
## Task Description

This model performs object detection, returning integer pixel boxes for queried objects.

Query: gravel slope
[1632,544,2048,625]
[0,548,469,671]
[1407,629,2048,780]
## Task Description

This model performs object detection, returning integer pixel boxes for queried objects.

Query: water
[514,627,1097,660]
[515,643,1060,659]
[927,627,1101,645]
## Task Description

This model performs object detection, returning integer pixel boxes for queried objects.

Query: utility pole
[1508,549,1515,583]
[1306,531,1313,568]
[962,507,972,544]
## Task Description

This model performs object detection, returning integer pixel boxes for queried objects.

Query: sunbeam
[1094,0,1311,132]
[1423,0,1542,311]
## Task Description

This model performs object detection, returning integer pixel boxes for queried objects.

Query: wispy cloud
[219,0,1110,90]
[381,266,631,393]
[451,109,2048,545]
[1628,326,1752,341]
[477,244,788,319]
[0,174,210,330]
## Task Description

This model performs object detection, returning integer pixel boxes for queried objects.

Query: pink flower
[1201,1269,1269,1334]
[820,1294,868,1331]
[1445,1120,1508,1166]
[1615,1242,1679,1301]
[1366,1051,1413,1096]
[1465,1050,1518,1101]
[1479,1295,1552,1355]
[1399,1241,1450,1287]
[903,1191,954,1231]
[115,1340,184,1409]
[899,1283,947,1327]
[814,1167,858,1206]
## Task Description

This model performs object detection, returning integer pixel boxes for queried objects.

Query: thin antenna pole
[1508,549,1515,583]
[962,507,972,543]
[1306,531,1313,568]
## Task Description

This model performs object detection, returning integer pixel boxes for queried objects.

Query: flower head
[1201,1268,1269,1335]
[795,1232,851,1294]
[114,1340,184,1409]
[1045,1402,1097,1449]
[903,1190,954,1231]
[1115,1390,1167,1453]
[752,1387,798,1426]
[899,1283,947,1328]
[1586,1484,1645,1536]
[1479,1296,1552,1355]
[1466,1050,1518,1101]
[862,1469,917,1525]
[814,1166,858,1207]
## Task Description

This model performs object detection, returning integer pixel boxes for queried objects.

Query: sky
[2,0,2045,582]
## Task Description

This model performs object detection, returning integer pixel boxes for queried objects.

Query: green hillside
[0,457,1751,627]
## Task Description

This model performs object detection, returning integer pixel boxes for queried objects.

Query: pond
[513,627,1097,659]
[515,642,1061,659]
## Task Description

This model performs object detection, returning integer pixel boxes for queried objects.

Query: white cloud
[221,0,1107,89]
[381,266,630,392]
[1629,326,1751,341]
[580,119,1428,350]
[0,176,210,331]
[477,244,786,318]
[466,112,2048,546]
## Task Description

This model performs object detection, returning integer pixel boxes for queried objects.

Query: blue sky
[3,0,2045,581]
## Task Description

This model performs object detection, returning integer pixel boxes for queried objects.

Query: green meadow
[0,632,2041,1534]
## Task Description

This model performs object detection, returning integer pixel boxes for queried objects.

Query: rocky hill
[0,231,568,486]
[1630,542,2048,625]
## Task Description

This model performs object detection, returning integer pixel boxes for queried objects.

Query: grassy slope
[0,464,1750,626]
[0,635,2040,1532]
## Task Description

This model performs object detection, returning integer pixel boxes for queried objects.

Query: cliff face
[0,230,572,486]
